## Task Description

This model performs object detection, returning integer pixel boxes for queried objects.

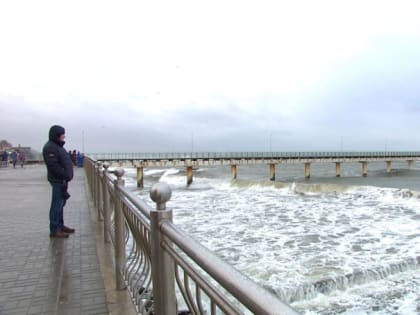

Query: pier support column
[231,164,237,180]
[386,161,392,173]
[407,160,414,170]
[269,163,276,181]
[362,161,368,177]
[335,162,341,177]
[304,162,311,179]
[136,166,144,188]
[186,166,193,186]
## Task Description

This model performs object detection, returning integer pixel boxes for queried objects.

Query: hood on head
[49,125,65,142]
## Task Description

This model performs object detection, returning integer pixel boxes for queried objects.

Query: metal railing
[84,156,299,315]
[88,151,420,161]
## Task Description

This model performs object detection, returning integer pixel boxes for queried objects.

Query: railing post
[150,183,177,315]
[113,168,127,290]
[92,162,97,209]
[96,161,103,221]
[89,160,93,191]
[91,160,94,190]
[85,159,91,192]
[102,162,111,243]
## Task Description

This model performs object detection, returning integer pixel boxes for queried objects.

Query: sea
[121,161,420,314]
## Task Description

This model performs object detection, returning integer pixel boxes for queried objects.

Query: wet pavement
[0,165,135,315]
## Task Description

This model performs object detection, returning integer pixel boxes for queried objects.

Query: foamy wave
[159,172,223,191]
[122,166,420,201]
[159,175,185,188]
[160,168,180,176]
[276,256,420,303]
[144,169,167,176]
[231,180,349,195]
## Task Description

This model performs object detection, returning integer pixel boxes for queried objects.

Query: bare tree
[0,140,13,150]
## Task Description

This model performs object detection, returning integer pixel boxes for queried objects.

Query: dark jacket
[11,151,17,161]
[42,125,74,184]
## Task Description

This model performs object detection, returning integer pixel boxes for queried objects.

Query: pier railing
[84,156,299,315]
[88,151,420,161]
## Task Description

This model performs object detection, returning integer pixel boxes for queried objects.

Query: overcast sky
[1,1,419,153]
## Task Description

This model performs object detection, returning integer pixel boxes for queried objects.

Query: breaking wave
[273,256,420,303]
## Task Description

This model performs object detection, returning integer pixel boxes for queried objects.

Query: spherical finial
[102,162,111,170]
[150,182,172,205]
[114,168,125,179]
[96,161,103,167]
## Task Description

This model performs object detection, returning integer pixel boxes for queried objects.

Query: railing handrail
[116,184,151,220]
[161,221,299,315]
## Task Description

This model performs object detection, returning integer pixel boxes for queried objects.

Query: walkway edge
[83,175,137,315]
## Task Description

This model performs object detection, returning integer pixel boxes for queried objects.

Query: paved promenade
[0,165,134,315]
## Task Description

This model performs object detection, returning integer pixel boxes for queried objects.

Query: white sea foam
[143,168,167,176]
[122,165,420,313]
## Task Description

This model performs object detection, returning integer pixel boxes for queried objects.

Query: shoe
[50,231,69,238]
[62,226,75,233]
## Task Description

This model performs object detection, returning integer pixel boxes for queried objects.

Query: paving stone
[27,304,43,314]
[0,166,109,314]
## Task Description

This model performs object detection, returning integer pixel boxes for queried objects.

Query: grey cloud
[2,35,420,153]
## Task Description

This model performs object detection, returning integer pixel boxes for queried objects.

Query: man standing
[43,125,75,238]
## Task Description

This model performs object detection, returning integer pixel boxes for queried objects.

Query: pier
[89,151,420,186]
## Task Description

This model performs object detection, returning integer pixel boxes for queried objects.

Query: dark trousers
[49,182,65,233]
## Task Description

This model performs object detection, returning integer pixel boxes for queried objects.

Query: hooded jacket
[42,125,74,183]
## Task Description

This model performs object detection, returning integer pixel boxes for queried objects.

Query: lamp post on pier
[269,131,281,154]
[191,132,194,154]
[269,132,278,153]
[82,130,85,153]
[269,132,273,152]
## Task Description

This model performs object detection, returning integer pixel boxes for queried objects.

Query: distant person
[76,151,84,167]
[43,125,75,238]
[17,150,25,168]
[11,151,18,168]
[1,151,8,167]
[71,150,77,165]
[68,150,73,165]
